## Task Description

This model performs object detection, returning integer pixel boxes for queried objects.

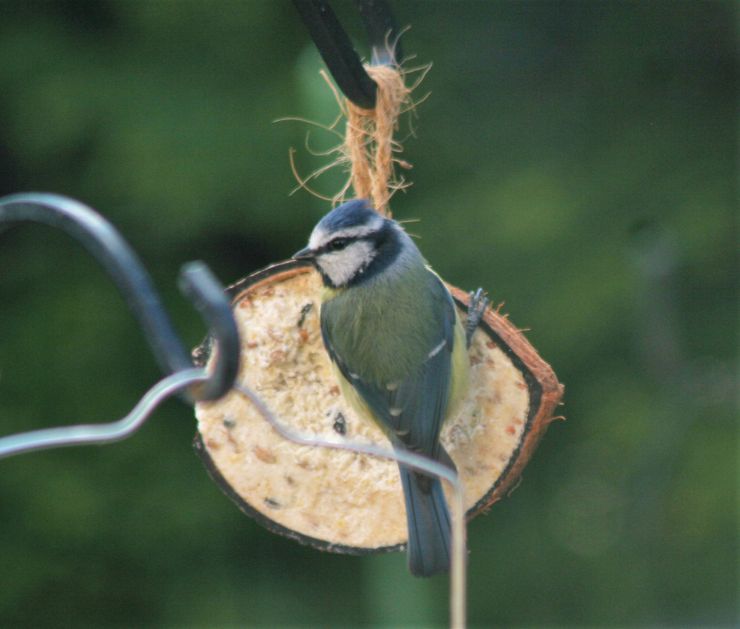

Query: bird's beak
[292,246,315,261]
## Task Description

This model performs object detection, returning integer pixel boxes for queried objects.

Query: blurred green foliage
[0,1,736,627]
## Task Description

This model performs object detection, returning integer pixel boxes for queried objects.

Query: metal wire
[0,369,206,459]
[0,193,239,457]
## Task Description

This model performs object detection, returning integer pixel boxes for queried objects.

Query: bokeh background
[0,1,736,627]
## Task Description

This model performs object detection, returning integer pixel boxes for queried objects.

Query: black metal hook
[178,261,239,402]
[292,0,402,109]
[0,192,239,402]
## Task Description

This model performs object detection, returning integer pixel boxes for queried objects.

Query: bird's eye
[328,238,349,251]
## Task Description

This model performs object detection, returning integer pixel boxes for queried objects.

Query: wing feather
[320,272,457,459]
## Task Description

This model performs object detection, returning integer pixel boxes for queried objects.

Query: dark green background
[0,1,736,627]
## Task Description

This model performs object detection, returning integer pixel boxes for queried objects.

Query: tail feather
[399,466,451,577]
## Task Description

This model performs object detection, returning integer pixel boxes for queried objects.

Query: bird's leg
[465,288,490,348]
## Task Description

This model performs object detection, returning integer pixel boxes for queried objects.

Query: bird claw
[465,288,489,348]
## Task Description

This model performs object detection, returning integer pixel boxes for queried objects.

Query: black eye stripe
[319,234,373,254]
[328,237,349,251]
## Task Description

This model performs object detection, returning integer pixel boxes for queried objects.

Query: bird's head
[293,199,410,289]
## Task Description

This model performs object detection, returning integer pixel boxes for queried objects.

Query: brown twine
[285,61,429,214]
[344,65,411,217]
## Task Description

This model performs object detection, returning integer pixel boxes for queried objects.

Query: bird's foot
[466,288,490,348]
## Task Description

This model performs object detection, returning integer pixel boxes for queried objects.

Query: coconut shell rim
[193,259,563,555]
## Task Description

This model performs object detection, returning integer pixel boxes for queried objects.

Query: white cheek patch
[317,241,376,286]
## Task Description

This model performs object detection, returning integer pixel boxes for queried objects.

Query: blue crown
[317,199,380,232]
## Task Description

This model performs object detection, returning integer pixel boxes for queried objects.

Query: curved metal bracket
[0,192,240,458]
[178,261,239,402]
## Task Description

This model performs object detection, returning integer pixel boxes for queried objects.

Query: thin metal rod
[0,369,206,459]
[235,383,467,629]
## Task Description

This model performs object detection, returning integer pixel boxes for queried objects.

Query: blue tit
[293,199,471,577]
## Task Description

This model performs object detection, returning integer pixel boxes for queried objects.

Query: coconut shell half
[193,260,563,554]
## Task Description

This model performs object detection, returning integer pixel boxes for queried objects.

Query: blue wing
[321,272,457,460]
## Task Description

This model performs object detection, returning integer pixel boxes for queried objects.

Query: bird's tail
[399,466,452,577]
